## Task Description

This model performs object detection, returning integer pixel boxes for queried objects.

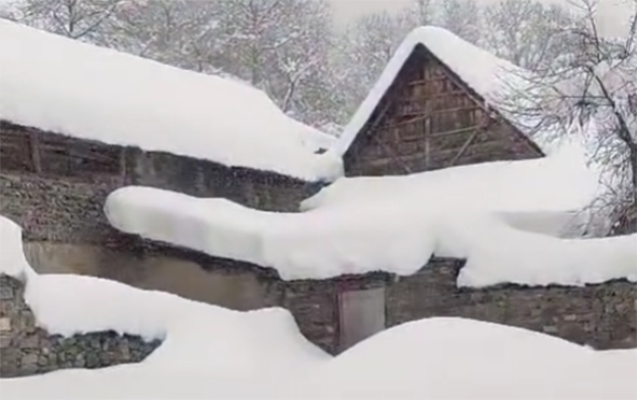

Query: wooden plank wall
[0,122,122,178]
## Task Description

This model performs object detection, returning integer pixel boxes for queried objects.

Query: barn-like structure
[337,26,545,176]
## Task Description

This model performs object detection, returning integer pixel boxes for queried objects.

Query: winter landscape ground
[1,0,637,399]
[1,215,636,400]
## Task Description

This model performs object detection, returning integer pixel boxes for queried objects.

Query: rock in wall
[0,274,161,377]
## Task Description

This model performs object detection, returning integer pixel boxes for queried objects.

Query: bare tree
[14,0,128,42]
[410,0,436,26]
[0,0,21,20]
[105,0,222,72]
[436,0,481,44]
[182,0,337,125]
[11,0,340,126]
[502,0,637,234]
[335,10,414,117]
[482,0,576,71]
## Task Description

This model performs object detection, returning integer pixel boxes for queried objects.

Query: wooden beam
[355,98,413,174]
[446,117,491,168]
[28,131,41,173]
[423,101,432,170]
[399,90,468,103]
[383,105,481,131]
[446,129,481,168]
[370,132,413,174]
[407,75,454,86]
[348,99,393,158]
[119,147,127,180]
[429,125,481,138]
[366,100,393,134]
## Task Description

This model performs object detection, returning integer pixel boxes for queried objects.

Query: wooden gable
[344,44,544,177]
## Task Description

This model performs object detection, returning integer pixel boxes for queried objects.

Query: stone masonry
[282,259,637,354]
[0,274,161,377]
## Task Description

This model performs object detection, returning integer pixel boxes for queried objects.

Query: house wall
[0,122,312,308]
[3,233,635,361]
[385,259,636,349]
[344,46,542,176]
[0,274,161,377]
[285,259,636,354]
[0,121,311,214]
[21,240,282,311]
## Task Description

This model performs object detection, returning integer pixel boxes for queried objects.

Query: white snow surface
[304,137,597,215]
[0,20,342,181]
[335,26,544,156]
[105,144,636,285]
[0,215,328,387]
[293,318,637,400]
[1,215,636,400]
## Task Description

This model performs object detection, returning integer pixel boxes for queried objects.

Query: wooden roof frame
[339,36,546,162]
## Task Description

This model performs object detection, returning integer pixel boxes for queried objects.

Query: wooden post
[28,132,41,173]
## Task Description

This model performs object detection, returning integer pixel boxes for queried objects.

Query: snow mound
[1,215,636,399]
[0,20,342,181]
[104,141,627,285]
[0,214,327,374]
[105,181,637,285]
[303,137,598,216]
[289,318,637,400]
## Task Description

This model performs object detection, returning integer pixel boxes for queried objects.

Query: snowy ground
[0,215,328,399]
[1,215,637,400]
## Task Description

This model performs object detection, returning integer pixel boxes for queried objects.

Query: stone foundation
[0,274,161,378]
[3,240,636,359]
[284,260,637,354]
[22,241,281,311]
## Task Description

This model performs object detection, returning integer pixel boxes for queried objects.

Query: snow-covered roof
[104,142,636,286]
[0,20,342,181]
[334,26,543,156]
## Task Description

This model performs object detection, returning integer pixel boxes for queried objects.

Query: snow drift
[1,215,635,400]
[105,139,635,285]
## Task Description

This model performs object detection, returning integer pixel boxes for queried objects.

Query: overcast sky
[327,0,633,36]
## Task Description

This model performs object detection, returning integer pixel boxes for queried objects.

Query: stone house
[0,20,338,307]
[104,26,635,356]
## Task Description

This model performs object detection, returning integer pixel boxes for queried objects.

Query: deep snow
[0,20,342,181]
[1,215,636,400]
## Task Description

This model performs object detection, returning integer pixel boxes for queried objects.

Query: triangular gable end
[342,41,544,177]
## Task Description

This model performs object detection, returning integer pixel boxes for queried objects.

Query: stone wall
[3,237,635,362]
[125,149,310,212]
[281,274,389,354]
[0,274,161,377]
[285,259,637,355]
[0,131,312,244]
[1,173,124,244]
[385,259,637,349]
[23,241,283,312]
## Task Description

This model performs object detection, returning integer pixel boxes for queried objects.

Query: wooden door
[337,287,386,352]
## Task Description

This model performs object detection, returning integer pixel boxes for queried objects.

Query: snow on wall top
[104,144,636,285]
[0,20,342,182]
[302,137,598,215]
[0,214,327,377]
[334,26,541,156]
